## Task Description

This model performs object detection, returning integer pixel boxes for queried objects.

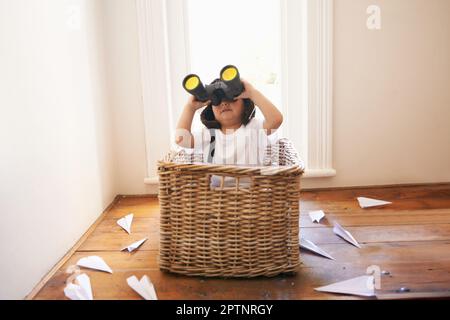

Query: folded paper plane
[309,210,325,223]
[315,275,376,297]
[64,273,93,300]
[357,197,392,208]
[121,238,148,252]
[77,256,113,273]
[127,275,158,300]
[300,237,335,260]
[333,222,361,248]
[117,213,134,234]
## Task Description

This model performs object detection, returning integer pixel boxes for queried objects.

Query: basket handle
[209,175,252,192]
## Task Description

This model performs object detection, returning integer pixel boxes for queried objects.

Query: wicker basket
[157,138,304,277]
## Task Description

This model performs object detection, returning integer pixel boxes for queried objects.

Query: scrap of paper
[357,197,392,208]
[77,256,113,274]
[117,213,134,234]
[315,275,375,297]
[333,222,361,248]
[309,210,325,223]
[121,238,148,252]
[64,273,93,300]
[127,275,158,300]
[300,237,335,260]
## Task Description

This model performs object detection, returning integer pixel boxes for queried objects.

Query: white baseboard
[144,177,159,184]
[302,168,337,178]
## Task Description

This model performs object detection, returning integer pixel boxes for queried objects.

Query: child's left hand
[236,79,256,100]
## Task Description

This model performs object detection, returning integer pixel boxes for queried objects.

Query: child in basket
[175,77,283,187]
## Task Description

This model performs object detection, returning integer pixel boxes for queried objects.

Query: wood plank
[300,241,450,266]
[34,261,450,300]
[116,195,158,205]
[377,291,450,300]
[60,251,160,271]
[300,184,450,201]
[32,267,361,300]
[301,224,450,244]
[77,217,159,251]
[105,207,158,219]
[300,197,450,213]
[300,208,450,228]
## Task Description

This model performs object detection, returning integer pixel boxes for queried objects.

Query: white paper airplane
[117,213,134,234]
[300,237,335,260]
[309,210,325,223]
[127,275,158,300]
[315,275,376,297]
[121,238,148,252]
[77,256,113,273]
[333,222,361,248]
[64,273,93,300]
[357,197,392,208]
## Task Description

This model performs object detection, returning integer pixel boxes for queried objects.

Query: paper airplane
[333,222,361,248]
[127,275,158,300]
[117,213,134,234]
[77,256,113,273]
[309,210,325,223]
[121,238,148,252]
[64,273,93,300]
[315,275,376,297]
[300,237,335,260]
[357,197,392,208]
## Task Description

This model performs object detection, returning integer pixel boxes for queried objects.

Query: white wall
[102,0,157,195]
[104,0,450,192]
[0,0,116,299]
[306,0,450,188]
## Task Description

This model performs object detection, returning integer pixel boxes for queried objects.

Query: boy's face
[212,99,245,126]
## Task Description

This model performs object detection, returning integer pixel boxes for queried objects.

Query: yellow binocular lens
[221,66,238,82]
[184,75,200,91]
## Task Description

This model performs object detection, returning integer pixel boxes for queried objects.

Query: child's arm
[238,79,283,132]
[175,96,210,148]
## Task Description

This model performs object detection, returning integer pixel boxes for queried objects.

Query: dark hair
[200,98,256,129]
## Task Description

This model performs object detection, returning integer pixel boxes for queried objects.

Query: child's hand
[187,95,210,111]
[236,79,256,100]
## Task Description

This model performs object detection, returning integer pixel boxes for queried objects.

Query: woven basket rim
[159,137,305,175]
[157,160,304,176]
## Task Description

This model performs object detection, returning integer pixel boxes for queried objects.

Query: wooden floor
[33,184,450,300]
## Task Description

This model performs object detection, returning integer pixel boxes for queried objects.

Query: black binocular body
[182,65,244,106]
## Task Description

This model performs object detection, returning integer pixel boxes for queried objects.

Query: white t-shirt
[192,118,278,187]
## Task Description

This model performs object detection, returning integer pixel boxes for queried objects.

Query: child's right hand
[187,95,210,111]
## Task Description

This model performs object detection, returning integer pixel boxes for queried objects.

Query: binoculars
[182,65,244,106]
